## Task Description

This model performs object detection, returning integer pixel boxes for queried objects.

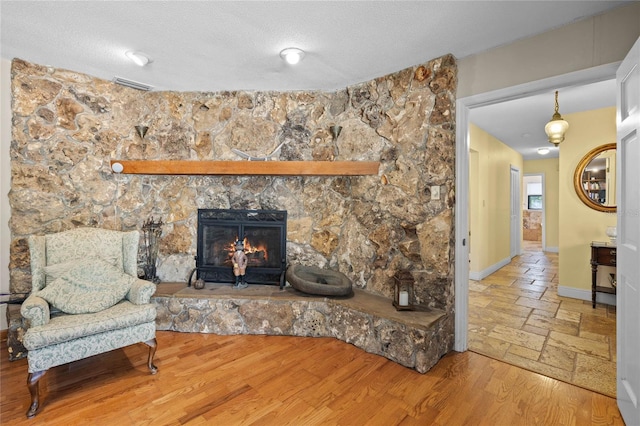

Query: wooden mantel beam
[110,160,380,176]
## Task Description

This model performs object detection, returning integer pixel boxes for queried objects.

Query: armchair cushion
[43,256,119,285]
[22,300,156,351]
[37,258,135,314]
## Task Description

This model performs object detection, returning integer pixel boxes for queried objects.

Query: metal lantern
[393,271,415,311]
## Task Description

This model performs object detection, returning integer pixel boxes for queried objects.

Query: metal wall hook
[330,125,342,141]
[135,125,149,139]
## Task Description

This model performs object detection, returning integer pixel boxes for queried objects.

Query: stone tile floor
[468,241,617,397]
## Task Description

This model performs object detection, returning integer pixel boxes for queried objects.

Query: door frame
[523,173,546,250]
[510,165,522,258]
[454,62,620,352]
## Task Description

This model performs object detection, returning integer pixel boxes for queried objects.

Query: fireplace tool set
[141,217,163,283]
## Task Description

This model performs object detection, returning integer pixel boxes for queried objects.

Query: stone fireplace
[9,55,457,356]
[196,209,287,286]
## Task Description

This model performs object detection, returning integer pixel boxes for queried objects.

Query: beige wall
[524,158,559,250]
[469,123,524,275]
[458,3,640,98]
[559,107,617,293]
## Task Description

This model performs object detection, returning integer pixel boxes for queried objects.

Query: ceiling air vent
[113,77,153,91]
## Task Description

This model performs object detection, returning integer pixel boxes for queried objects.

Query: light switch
[431,185,440,200]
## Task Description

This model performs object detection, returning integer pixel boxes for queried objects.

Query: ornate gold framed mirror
[573,143,616,213]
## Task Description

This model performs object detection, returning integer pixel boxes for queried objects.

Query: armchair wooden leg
[26,370,47,418]
[144,338,158,374]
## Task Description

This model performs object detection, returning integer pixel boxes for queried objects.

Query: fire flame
[227,237,268,263]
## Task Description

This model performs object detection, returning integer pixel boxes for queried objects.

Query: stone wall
[9,56,457,313]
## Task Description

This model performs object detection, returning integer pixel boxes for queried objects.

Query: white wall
[1,58,11,330]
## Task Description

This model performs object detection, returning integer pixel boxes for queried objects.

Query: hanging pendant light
[544,90,569,146]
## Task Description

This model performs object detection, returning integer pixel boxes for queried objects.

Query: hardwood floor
[1,331,623,425]
[468,241,617,398]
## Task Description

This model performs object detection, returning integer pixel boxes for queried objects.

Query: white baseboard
[469,257,511,281]
[557,285,616,306]
[545,246,559,253]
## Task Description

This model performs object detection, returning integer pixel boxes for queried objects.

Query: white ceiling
[0,1,627,158]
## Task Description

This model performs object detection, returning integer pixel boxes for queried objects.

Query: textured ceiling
[0,1,628,92]
[0,1,628,157]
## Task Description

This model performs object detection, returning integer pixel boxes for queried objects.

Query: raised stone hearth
[153,283,451,373]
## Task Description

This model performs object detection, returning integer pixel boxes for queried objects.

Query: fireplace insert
[195,209,287,287]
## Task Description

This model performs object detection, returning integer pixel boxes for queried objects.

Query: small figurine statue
[232,239,248,289]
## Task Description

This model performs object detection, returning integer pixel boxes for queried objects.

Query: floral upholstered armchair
[20,228,158,418]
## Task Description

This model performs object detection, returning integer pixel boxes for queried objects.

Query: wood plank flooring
[469,242,617,398]
[0,331,623,425]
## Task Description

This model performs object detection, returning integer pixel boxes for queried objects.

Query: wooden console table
[590,242,616,308]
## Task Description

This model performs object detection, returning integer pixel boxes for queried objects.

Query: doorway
[523,173,544,251]
[456,70,615,396]
[454,62,619,351]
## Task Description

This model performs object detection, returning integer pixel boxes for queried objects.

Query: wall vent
[112,77,153,91]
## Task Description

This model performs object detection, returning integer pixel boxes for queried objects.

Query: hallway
[468,243,617,397]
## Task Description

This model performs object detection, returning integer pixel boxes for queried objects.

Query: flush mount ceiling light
[537,147,550,155]
[280,47,305,65]
[125,50,152,67]
[544,90,569,146]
